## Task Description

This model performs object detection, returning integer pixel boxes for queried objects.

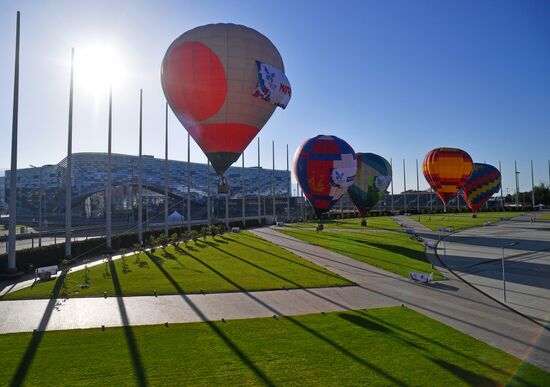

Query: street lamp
[501,241,519,302]
[29,164,43,247]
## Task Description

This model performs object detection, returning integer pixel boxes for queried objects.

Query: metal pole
[514,160,519,207]
[257,137,261,224]
[65,47,74,259]
[272,140,275,222]
[416,159,420,213]
[7,11,20,272]
[106,85,112,251]
[390,157,394,213]
[403,159,407,213]
[207,160,211,227]
[164,102,169,236]
[286,144,290,221]
[501,247,507,302]
[187,133,191,231]
[138,89,143,243]
[242,152,245,226]
[499,161,503,208]
[39,167,42,247]
[225,190,229,228]
[531,160,535,212]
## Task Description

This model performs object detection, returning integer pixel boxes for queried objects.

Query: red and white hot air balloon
[161,23,291,192]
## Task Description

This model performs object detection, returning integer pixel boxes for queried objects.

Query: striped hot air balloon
[161,24,291,192]
[294,135,357,222]
[422,148,473,209]
[462,163,502,215]
[347,153,392,223]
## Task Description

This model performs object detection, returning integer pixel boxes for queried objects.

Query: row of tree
[504,183,550,206]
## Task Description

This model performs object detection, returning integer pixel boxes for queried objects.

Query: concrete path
[262,222,550,372]
[436,215,550,324]
[0,286,395,335]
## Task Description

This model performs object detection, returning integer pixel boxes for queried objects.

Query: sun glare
[74,44,125,93]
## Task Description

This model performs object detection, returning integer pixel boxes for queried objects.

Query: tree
[190,230,199,244]
[200,226,209,240]
[170,232,179,246]
[210,225,218,239]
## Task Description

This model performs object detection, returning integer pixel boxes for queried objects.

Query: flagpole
[498,161,503,209]
[403,159,407,213]
[242,152,245,226]
[65,48,74,259]
[7,11,20,272]
[164,102,169,236]
[257,137,261,224]
[286,144,290,221]
[138,90,143,243]
[390,157,394,213]
[106,85,112,251]
[416,159,420,213]
[272,140,275,223]
[207,159,211,227]
[531,160,535,213]
[187,133,191,231]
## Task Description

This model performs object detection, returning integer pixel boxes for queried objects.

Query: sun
[74,44,125,93]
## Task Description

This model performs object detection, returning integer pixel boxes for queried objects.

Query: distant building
[4,152,291,225]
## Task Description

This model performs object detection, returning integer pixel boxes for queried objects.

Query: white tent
[167,210,185,224]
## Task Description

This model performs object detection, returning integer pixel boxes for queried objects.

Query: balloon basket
[472,213,477,219]
[218,183,229,194]
[361,219,367,227]
[316,224,324,231]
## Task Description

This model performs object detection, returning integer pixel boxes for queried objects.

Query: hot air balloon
[161,23,291,193]
[294,135,357,229]
[462,163,501,217]
[422,148,473,211]
[348,153,392,226]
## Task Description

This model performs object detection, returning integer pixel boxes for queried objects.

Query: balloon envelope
[422,147,473,205]
[294,135,357,218]
[462,163,501,213]
[161,23,291,177]
[348,153,392,218]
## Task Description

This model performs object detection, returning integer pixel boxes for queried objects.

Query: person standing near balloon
[294,135,357,230]
[161,23,291,193]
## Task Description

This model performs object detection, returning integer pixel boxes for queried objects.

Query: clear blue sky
[0,0,549,194]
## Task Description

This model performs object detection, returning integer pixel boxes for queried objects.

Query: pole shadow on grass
[143,250,275,386]
[339,311,537,384]
[107,258,148,387]
[226,233,349,281]
[357,283,550,356]
[10,274,65,386]
[146,250,408,385]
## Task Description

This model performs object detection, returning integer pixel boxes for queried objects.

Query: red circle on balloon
[163,41,227,123]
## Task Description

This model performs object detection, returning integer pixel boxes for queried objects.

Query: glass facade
[3,152,292,225]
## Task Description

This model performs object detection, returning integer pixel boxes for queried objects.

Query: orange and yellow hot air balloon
[422,147,473,210]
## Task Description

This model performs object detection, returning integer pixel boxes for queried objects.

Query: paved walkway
[436,215,550,324]
[0,219,549,372]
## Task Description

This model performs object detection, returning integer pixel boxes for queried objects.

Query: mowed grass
[414,211,523,231]
[1,307,547,386]
[537,212,550,221]
[2,232,352,300]
[286,215,401,230]
[280,228,444,280]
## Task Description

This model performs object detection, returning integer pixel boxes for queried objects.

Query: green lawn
[286,216,401,230]
[2,232,352,300]
[1,307,547,386]
[413,211,523,231]
[280,228,444,280]
[536,212,550,221]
